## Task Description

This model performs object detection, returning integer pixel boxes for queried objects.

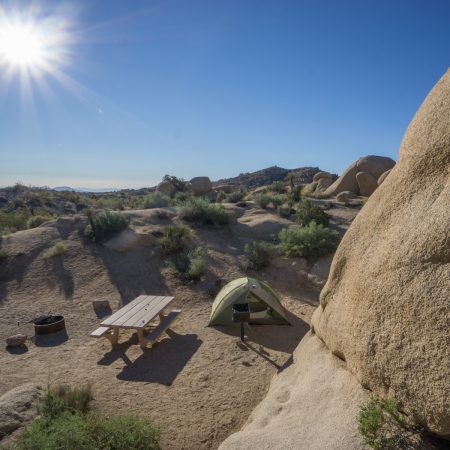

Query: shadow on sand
[214,310,309,372]
[98,330,202,385]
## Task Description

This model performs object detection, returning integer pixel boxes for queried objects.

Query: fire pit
[33,315,66,335]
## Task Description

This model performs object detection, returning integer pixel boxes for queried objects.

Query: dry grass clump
[178,198,231,226]
[166,247,206,282]
[44,242,66,258]
[157,225,191,255]
[85,210,128,242]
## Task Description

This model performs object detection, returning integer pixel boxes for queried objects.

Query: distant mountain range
[52,186,119,193]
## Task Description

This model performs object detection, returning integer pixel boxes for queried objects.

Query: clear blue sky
[1,0,449,189]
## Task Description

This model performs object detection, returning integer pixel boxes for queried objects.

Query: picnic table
[90,295,181,349]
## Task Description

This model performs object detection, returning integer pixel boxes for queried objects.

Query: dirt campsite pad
[0,204,359,449]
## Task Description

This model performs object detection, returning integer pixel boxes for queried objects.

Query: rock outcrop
[220,70,450,448]
[189,177,212,195]
[325,155,395,197]
[377,169,392,186]
[355,171,378,196]
[220,333,368,450]
[156,180,176,197]
[313,69,450,437]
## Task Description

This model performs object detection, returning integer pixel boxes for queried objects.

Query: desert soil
[0,201,359,450]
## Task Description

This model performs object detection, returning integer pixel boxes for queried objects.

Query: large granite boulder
[355,171,378,197]
[214,184,238,194]
[377,169,392,186]
[189,177,212,195]
[313,70,450,437]
[313,171,332,182]
[220,333,368,450]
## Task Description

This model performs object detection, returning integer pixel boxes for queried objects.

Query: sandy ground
[0,202,359,450]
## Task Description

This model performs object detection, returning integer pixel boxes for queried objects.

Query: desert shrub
[255,194,271,209]
[16,385,160,450]
[167,247,206,281]
[270,194,285,208]
[178,198,230,225]
[27,215,51,229]
[44,242,66,258]
[244,241,274,271]
[157,225,191,255]
[0,208,32,235]
[142,192,170,209]
[85,210,128,242]
[173,190,195,206]
[48,384,93,414]
[0,249,9,262]
[279,222,339,259]
[291,185,303,202]
[358,397,408,450]
[270,181,286,193]
[216,190,227,203]
[295,199,330,227]
[163,174,187,192]
[226,191,245,203]
[277,205,292,218]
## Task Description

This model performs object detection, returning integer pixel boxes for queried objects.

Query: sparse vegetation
[172,191,195,206]
[216,190,227,203]
[142,192,170,209]
[157,225,191,255]
[358,397,410,450]
[27,215,51,229]
[226,191,245,203]
[279,222,339,259]
[244,241,274,270]
[167,247,206,281]
[85,210,128,242]
[178,198,231,225]
[45,242,66,258]
[270,181,286,193]
[15,384,161,450]
[295,199,330,227]
[270,194,285,208]
[255,193,271,209]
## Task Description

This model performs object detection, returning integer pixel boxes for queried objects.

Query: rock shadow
[115,331,202,385]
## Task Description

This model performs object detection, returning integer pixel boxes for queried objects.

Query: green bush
[172,191,195,206]
[270,181,286,193]
[0,208,32,235]
[358,397,407,450]
[226,191,245,203]
[255,194,271,209]
[167,247,206,281]
[15,384,160,450]
[277,205,292,218]
[142,192,170,209]
[44,242,66,258]
[295,199,330,227]
[244,241,274,270]
[85,210,128,242]
[178,198,230,226]
[27,215,51,229]
[216,190,227,203]
[279,222,339,259]
[270,194,285,208]
[157,225,191,255]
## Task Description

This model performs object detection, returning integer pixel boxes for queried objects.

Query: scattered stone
[5,334,27,348]
[356,171,378,196]
[377,169,392,186]
[92,299,110,311]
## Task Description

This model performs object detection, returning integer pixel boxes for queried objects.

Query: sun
[0,23,44,68]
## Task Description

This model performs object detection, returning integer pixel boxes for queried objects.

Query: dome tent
[208,277,292,326]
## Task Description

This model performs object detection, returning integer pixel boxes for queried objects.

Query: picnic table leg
[105,328,119,346]
[137,329,148,349]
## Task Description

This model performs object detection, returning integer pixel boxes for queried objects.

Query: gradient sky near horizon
[1,0,449,189]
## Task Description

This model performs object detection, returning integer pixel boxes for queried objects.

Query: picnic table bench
[90,295,180,349]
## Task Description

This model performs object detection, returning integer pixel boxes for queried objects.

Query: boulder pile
[324,155,395,198]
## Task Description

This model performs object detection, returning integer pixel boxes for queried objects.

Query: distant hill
[53,186,118,193]
[214,166,330,188]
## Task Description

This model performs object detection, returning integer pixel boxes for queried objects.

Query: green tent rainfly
[208,277,292,326]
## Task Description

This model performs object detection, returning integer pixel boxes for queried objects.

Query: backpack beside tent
[208,277,291,326]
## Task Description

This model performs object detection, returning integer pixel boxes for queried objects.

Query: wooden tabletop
[101,295,174,330]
